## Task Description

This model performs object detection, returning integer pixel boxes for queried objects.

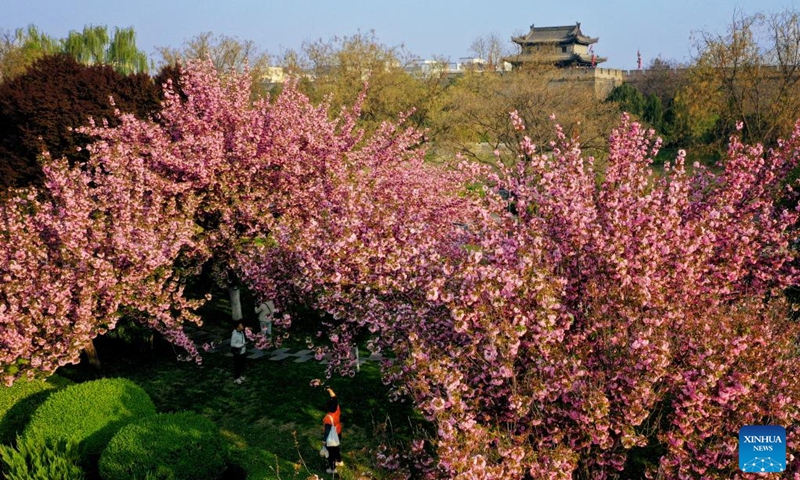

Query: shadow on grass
[0,375,73,446]
[57,325,423,479]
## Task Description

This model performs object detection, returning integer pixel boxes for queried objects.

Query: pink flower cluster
[383,116,800,478]
[3,60,800,478]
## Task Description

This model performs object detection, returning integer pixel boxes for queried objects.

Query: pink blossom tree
[371,116,800,478]
[3,59,800,479]
[0,59,288,381]
[235,102,800,477]
[1,59,473,382]
[0,143,202,382]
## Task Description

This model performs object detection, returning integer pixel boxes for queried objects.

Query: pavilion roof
[512,23,599,46]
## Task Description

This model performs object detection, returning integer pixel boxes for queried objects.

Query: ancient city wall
[550,67,691,99]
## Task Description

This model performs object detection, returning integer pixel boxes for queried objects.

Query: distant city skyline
[2,0,799,70]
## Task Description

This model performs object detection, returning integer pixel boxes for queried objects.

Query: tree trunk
[229,285,243,321]
[84,339,101,370]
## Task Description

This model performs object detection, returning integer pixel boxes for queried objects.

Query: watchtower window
[561,46,568,53]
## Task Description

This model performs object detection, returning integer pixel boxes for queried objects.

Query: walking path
[183,325,384,365]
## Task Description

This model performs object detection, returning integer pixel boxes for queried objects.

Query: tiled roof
[513,23,598,46]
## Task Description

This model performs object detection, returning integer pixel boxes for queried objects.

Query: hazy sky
[3,0,800,70]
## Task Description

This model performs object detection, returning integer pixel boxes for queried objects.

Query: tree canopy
[0,53,162,193]
[0,25,150,81]
[2,59,800,478]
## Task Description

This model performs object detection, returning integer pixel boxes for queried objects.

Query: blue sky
[3,0,799,70]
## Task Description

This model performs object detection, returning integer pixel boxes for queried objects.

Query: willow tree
[62,25,149,74]
[0,24,149,79]
[0,25,60,81]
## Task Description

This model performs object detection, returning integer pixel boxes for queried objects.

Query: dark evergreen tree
[606,83,645,117]
[643,93,664,131]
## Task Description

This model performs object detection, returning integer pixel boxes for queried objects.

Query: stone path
[183,325,385,365]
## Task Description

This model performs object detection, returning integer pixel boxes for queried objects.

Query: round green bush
[22,378,156,460]
[99,411,228,480]
[0,375,72,445]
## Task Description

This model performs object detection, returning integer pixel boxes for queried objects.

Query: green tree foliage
[608,76,691,146]
[0,25,149,81]
[0,26,60,82]
[62,26,109,67]
[63,26,149,75]
[607,83,645,115]
[0,53,162,193]
[660,93,694,146]
[643,93,663,130]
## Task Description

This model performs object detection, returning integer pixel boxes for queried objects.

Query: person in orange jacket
[322,387,343,473]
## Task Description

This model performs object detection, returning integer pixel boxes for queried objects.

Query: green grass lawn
[54,290,424,480]
[122,353,412,479]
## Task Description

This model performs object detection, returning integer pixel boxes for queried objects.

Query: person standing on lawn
[230,321,247,384]
[255,299,275,336]
[322,387,343,473]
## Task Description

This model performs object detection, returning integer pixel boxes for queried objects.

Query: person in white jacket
[230,321,247,384]
[255,300,275,336]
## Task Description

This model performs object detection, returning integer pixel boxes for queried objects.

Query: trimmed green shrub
[0,433,84,480]
[22,378,155,461]
[0,375,72,445]
[99,412,228,480]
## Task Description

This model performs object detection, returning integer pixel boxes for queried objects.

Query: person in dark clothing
[322,387,342,473]
[230,321,247,384]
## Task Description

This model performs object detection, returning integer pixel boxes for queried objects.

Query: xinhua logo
[739,425,786,473]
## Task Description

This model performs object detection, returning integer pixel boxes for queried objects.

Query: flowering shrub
[377,116,800,478]
[2,59,800,478]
